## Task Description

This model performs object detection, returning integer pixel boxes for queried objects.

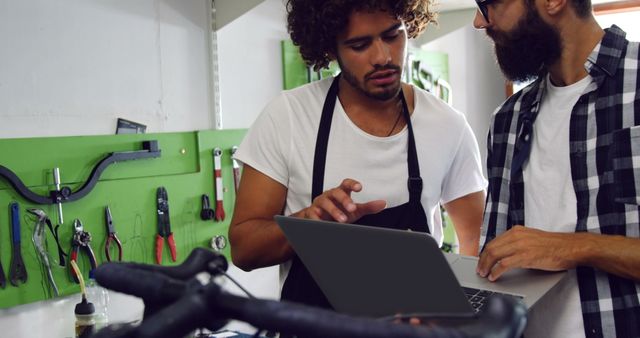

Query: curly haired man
[230,0,487,309]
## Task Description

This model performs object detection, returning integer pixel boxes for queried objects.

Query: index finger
[476,240,508,279]
[338,178,362,193]
[486,257,517,282]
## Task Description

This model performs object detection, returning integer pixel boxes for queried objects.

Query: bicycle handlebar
[93,249,526,338]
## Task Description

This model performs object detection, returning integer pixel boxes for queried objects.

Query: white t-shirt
[235,77,487,284]
[523,73,592,338]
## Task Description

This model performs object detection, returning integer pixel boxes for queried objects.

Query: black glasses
[476,0,497,23]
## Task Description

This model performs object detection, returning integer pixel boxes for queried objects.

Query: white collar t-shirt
[523,73,592,338]
[235,77,487,287]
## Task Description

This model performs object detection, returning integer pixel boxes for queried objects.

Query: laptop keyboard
[462,287,523,313]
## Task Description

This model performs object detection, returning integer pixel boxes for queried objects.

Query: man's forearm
[458,236,480,256]
[445,191,485,257]
[229,219,294,271]
[577,233,640,281]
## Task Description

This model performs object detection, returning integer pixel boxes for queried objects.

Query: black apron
[281,76,431,308]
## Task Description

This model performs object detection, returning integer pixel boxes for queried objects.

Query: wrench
[9,202,27,286]
[28,208,59,296]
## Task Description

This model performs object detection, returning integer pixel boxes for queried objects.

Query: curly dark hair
[286,0,437,71]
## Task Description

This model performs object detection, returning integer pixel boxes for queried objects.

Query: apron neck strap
[311,76,422,203]
[311,77,340,200]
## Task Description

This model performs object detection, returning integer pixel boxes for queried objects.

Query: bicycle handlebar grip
[117,248,227,280]
[95,263,185,304]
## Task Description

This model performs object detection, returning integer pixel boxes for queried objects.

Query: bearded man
[473,0,640,337]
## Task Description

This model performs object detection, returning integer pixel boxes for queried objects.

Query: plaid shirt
[482,26,640,338]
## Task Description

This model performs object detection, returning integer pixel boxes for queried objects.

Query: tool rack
[0,129,245,308]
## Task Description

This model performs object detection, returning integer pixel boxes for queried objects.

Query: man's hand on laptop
[476,226,580,281]
[294,178,386,223]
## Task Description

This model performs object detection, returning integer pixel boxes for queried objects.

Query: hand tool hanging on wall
[69,219,97,283]
[104,206,123,262]
[200,194,215,221]
[231,146,241,193]
[0,140,161,207]
[26,209,67,267]
[156,187,177,264]
[212,148,225,221]
[29,208,60,297]
[9,202,28,286]
[53,167,64,225]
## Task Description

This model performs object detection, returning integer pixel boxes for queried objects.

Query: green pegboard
[281,40,340,90]
[409,49,449,84]
[0,129,246,308]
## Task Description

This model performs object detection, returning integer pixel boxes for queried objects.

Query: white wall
[217,0,288,129]
[0,0,213,138]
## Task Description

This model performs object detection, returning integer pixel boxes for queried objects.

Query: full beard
[487,5,562,83]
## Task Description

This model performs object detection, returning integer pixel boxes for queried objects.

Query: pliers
[156,187,177,264]
[104,206,123,262]
[28,208,59,296]
[69,219,97,283]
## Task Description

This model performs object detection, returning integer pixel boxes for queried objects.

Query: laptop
[275,215,566,318]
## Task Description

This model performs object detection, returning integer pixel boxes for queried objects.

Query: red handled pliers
[70,219,97,283]
[104,206,123,262]
[156,187,177,264]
